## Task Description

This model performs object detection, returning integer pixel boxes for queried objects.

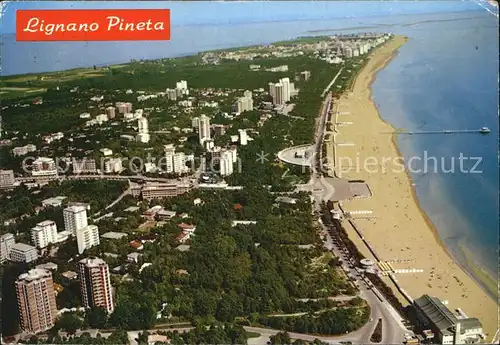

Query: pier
[394,127,491,135]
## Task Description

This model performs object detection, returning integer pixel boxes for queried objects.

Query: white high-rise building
[164,145,175,173]
[138,118,149,133]
[176,80,188,90]
[219,150,234,176]
[136,117,150,143]
[279,77,291,102]
[64,205,88,235]
[238,129,248,146]
[198,115,211,144]
[31,220,58,249]
[173,152,186,174]
[164,145,186,175]
[78,257,114,314]
[268,82,275,99]
[76,225,100,254]
[230,146,238,163]
[235,97,253,113]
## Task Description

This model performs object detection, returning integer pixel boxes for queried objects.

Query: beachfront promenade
[277,78,408,343]
[328,35,498,341]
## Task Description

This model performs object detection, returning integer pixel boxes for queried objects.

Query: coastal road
[319,218,408,344]
[310,78,409,344]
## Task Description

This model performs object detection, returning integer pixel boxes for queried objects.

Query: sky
[2,0,496,34]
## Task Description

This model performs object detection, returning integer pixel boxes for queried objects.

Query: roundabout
[277,144,315,167]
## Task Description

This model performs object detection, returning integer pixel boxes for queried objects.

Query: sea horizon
[1,3,498,300]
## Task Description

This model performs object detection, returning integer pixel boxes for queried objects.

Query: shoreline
[330,35,497,340]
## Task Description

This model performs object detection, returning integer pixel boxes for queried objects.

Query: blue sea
[1,2,498,297]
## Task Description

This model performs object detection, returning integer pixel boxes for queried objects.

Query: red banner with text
[16,9,171,41]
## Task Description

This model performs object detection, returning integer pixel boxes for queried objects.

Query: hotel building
[31,220,58,249]
[76,225,100,254]
[63,205,88,235]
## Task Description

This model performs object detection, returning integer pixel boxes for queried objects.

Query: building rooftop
[1,232,14,240]
[10,242,37,252]
[414,294,458,331]
[61,270,78,279]
[79,257,107,267]
[42,196,67,206]
[127,252,142,260]
[175,244,190,252]
[64,204,87,213]
[35,262,58,271]
[18,268,51,282]
[459,318,482,332]
[36,220,56,227]
[101,231,128,240]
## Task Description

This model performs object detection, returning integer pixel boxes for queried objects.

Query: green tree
[85,307,108,329]
[269,331,291,345]
[56,312,83,333]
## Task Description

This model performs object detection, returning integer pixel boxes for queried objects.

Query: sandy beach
[327,36,498,340]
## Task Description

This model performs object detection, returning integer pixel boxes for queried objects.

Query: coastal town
[0,31,496,345]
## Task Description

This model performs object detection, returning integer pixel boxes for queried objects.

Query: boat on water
[479,127,491,134]
[444,130,452,134]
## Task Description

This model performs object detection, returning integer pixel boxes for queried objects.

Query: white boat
[479,127,491,134]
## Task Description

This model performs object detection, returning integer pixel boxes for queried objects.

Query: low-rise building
[413,294,484,345]
[32,157,58,177]
[41,196,67,207]
[275,196,298,205]
[127,252,142,263]
[9,243,38,263]
[156,209,176,220]
[0,169,15,188]
[131,183,191,200]
[101,232,128,240]
[73,158,97,174]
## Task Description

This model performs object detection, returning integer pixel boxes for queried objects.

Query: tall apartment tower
[279,78,291,102]
[273,83,284,105]
[268,82,275,99]
[78,257,114,314]
[63,205,88,235]
[219,150,234,176]
[16,269,57,334]
[198,115,211,144]
[238,129,248,146]
[138,117,149,133]
[105,106,116,119]
[173,152,186,174]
